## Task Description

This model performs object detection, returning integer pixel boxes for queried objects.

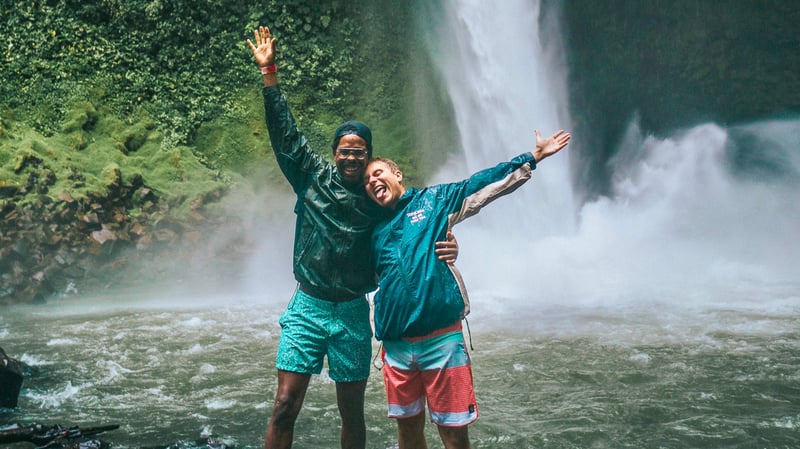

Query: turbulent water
[2,290,799,449]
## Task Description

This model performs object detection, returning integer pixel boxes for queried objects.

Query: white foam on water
[204,398,238,410]
[25,381,85,408]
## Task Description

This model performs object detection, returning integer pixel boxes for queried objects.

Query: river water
[2,288,799,448]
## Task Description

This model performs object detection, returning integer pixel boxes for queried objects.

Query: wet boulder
[0,347,26,408]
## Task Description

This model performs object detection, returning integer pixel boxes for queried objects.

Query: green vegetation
[0,0,459,303]
[0,98,230,217]
[0,0,456,214]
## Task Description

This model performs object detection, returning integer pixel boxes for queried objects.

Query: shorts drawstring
[464,317,474,351]
[372,341,384,370]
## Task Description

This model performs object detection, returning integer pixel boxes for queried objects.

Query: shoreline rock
[0,175,239,306]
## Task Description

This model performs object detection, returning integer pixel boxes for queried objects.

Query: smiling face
[334,134,370,184]
[364,159,405,209]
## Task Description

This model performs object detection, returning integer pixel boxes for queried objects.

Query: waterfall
[421,0,575,232]
[417,0,577,302]
[419,0,800,313]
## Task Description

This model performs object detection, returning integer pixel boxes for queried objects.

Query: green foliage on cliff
[0,0,455,214]
[0,0,357,141]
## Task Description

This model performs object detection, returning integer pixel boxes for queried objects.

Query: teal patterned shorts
[276,288,373,382]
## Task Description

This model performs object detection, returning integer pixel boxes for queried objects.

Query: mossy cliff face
[0,104,230,305]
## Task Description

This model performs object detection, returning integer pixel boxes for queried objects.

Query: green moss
[101,163,122,188]
[0,0,466,226]
[125,143,228,215]
[0,103,228,216]
[194,89,269,175]
[120,121,154,154]
[13,148,44,173]
[62,101,98,134]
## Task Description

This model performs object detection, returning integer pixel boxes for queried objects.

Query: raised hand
[532,129,571,162]
[246,25,277,67]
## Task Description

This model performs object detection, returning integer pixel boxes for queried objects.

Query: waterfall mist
[417,0,800,317]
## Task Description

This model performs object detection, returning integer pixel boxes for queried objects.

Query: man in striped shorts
[364,130,571,448]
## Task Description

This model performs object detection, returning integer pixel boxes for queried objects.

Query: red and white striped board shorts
[381,322,478,427]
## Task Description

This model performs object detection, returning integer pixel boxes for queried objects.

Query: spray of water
[418,0,800,316]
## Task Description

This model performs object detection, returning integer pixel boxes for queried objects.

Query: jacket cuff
[512,152,537,170]
[263,84,281,97]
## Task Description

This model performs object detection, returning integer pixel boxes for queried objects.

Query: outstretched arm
[532,129,571,163]
[447,129,571,228]
[246,25,278,87]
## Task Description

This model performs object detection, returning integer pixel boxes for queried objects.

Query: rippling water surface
[2,288,798,449]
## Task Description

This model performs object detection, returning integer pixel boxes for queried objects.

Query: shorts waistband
[404,321,463,343]
[298,283,363,303]
[295,285,366,311]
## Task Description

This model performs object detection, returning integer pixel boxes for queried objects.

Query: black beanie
[331,121,373,157]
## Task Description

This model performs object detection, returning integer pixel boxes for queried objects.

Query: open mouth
[372,184,387,201]
[342,164,361,177]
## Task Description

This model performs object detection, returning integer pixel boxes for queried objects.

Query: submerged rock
[0,346,27,408]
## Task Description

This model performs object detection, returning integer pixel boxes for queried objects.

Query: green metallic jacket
[263,85,381,300]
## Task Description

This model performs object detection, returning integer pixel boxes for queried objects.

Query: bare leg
[437,424,471,449]
[264,370,311,449]
[335,379,367,449]
[397,412,428,449]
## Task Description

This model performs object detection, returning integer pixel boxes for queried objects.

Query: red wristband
[260,64,277,75]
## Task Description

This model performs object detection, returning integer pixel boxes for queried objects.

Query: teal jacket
[263,85,381,300]
[370,152,537,340]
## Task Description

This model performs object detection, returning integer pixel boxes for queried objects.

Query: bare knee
[397,413,428,449]
[269,372,310,428]
[336,380,367,425]
[437,424,471,449]
[270,391,303,427]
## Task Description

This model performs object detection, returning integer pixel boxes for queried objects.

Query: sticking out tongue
[374,185,387,202]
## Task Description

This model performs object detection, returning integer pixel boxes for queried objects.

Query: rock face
[1,108,240,305]
[0,172,221,306]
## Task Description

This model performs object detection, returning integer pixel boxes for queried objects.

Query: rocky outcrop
[0,168,227,306]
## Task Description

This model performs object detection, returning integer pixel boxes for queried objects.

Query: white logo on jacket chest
[406,208,427,224]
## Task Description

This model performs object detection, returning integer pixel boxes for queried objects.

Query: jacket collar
[393,187,417,211]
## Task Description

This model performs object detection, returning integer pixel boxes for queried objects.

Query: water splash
[419,0,800,314]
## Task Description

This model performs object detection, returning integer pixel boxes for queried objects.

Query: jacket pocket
[295,225,319,265]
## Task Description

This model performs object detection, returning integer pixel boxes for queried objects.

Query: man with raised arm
[364,130,570,449]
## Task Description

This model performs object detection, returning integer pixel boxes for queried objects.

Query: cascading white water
[422,0,575,231]
[419,0,800,315]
